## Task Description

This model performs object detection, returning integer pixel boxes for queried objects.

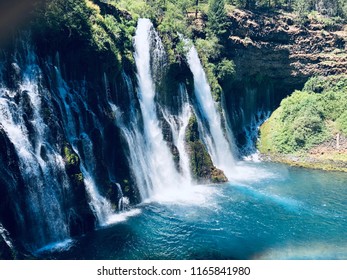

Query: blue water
[38,162,347,260]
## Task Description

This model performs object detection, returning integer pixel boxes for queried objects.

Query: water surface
[38,162,347,260]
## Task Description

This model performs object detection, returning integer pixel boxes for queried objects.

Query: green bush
[216,58,236,80]
[259,75,347,154]
[337,112,347,135]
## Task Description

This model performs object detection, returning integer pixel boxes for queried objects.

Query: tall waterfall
[111,18,192,201]
[186,45,236,179]
[108,73,153,200]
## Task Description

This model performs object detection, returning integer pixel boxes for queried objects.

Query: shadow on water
[39,222,139,260]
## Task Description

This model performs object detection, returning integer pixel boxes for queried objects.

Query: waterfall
[161,84,192,183]
[110,18,191,201]
[54,65,114,226]
[108,71,154,199]
[0,223,14,252]
[0,43,69,249]
[186,45,236,179]
[133,18,191,198]
[241,110,270,161]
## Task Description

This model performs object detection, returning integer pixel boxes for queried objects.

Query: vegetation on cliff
[258,75,347,170]
[232,0,347,19]
[31,0,136,74]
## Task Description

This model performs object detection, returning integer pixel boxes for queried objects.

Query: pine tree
[207,0,228,39]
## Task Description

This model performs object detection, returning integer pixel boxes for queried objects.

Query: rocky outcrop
[185,114,227,183]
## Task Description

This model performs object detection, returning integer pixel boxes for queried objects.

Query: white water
[132,18,191,200]
[108,75,153,200]
[161,85,192,183]
[54,64,114,226]
[0,223,14,250]
[241,110,270,161]
[186,45,235,179]
[0,44,69,248]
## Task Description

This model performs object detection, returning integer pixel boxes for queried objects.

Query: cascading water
[186,44,236,179]
[131,18,190,200]
[0,42,69,249]
[54,64,114,226]
[241,110,271,161]
[161,84,192,183]
[0,223,14,252]
[110,19,193,202]
[108,74,153,200]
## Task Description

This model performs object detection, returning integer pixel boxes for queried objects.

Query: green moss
[122,179,130,193]
[62,144,84,187]
[186,113,227,183]
[63,145,79,166]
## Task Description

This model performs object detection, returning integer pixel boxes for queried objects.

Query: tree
[207,0,228,39]
[293,0,310,15]
[237,0,256,9]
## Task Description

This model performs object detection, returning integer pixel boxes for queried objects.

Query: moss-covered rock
[61,143,95,236]
[185,113,227,183]
[62,144,81,176]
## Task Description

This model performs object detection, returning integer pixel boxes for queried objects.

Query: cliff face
[227,9,347,87]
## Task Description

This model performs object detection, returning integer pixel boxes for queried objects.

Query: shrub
[259,75,347,154]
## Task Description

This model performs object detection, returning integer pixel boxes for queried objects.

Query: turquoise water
[39,162,347,260]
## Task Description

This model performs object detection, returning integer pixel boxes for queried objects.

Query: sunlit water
[37,162,347,260]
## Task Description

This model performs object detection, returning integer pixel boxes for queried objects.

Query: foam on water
[145,183,221,207]
[105,208,142,225]
[36,239,74,254]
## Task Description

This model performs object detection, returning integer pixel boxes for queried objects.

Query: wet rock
[185,113,227,183]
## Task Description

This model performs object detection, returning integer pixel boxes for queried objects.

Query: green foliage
[216,59,236,80]
[231,0,256,10]
[194,35,228,101]
[259,75,347,154]
[195,37,222,60]
[38,0,93,38]
[293,0,347,20]
[114,0,152,19]
[158,6,186,34]
[337,112,347,135]
[207,0,229,38]
[229,0,346,19]
[35,0,136,65]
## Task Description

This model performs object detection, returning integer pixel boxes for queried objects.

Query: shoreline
[259,153,347,173]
